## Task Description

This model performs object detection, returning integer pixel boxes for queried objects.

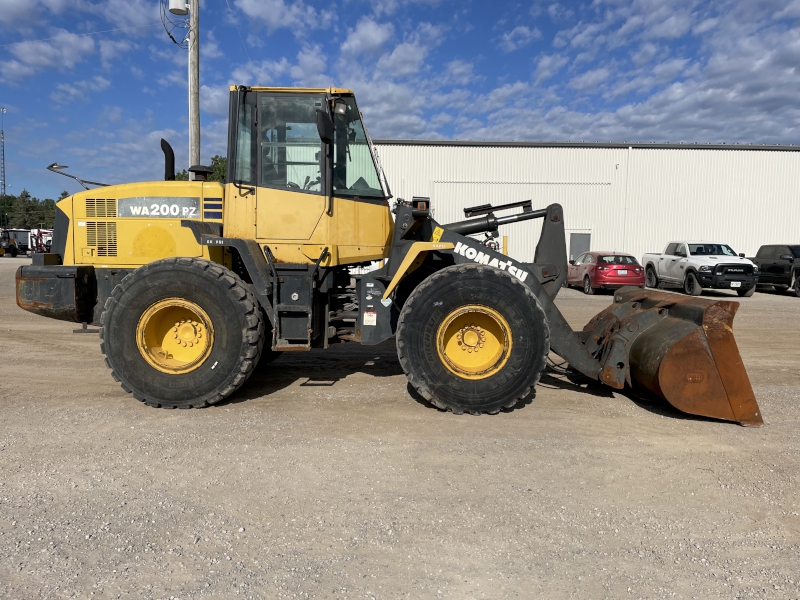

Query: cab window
[259,95,325,194]
[674,244,687,257]
[332,97,385,199]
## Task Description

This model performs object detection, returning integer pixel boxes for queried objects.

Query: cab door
[254,93,327,241]
[665,244,688,282]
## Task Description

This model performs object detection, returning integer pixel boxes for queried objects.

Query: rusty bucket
[582,288,763,427]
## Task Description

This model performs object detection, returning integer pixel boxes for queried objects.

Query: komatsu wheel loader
[16,86,763,425]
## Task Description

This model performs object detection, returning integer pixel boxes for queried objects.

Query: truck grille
[86,222,118,257]
[715,264,753,276]
[85,199,117,218]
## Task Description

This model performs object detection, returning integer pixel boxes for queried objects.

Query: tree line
[0,190,68,229]
[1,156,227,230]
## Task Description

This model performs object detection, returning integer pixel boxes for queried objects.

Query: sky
[1,0,799,199]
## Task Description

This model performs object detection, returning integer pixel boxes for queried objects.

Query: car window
[665,243,677,256]
[674,244,687,257]
[791,246,800,258]
[756,246,770,259]
[689,243,737,256]
[779,246,792,258]
[599,255,638,265]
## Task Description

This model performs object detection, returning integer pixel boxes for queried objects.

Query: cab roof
[229,86,354,94]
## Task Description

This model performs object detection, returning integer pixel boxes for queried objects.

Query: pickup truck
[749,244,800,297]
[642,241,758,297]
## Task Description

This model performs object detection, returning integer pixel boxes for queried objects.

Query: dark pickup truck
[749,245,800,297]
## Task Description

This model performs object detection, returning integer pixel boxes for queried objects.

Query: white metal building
[373,140,800,263]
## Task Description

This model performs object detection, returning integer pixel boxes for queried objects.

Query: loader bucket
[581,288,763,427]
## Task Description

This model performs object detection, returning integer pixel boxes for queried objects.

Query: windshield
[332,97,387,199]
[598,255,639,265]
[689,244,737,256]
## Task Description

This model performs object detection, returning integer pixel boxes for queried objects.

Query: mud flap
[582,288,763,427]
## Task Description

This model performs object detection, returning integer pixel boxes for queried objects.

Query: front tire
[396,264,549,415]
[684,272,702,296]
[583,276,595,295]
[100,258,265,408]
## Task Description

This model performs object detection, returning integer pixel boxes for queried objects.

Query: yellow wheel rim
[436,304,512,380]
[136,298,214,374]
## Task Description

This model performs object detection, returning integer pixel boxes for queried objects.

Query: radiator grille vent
[86,221,118,257]
[85,199,117,218]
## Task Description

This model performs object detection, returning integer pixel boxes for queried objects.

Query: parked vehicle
[568,251,645,295]
[749,244,800,297]
[642,241,758,297]
[0,228,30,257]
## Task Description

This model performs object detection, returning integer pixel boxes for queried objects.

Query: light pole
[167,0,200,174]
[188,0,200,171]
[1,107,7,198]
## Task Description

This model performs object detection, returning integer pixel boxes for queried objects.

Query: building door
[569,233,591,261]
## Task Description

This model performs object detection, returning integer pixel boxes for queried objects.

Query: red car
[568,251,645,294]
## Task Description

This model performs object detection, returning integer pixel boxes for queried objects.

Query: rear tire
[737,286,755,297]
[396,264,549,415]
[645,266,658,288]
[100,258,265,408]
[684,272,702,296]
[583,276,595,295]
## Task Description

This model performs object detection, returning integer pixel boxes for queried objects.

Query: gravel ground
[1,256,798,599]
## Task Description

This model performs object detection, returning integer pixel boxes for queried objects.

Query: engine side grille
[86,221,118,257]
[85,199,117,218]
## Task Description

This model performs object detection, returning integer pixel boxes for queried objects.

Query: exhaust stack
[161,139,175,181]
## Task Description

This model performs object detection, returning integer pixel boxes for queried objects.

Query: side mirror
[569,259,576,265]
[738,253,745,257]
[316,110,333,144]
[779,254,794,261]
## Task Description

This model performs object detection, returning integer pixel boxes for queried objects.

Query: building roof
[373,139,800,152]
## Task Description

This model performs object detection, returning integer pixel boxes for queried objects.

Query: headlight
[699,265,711,272]
[753,265,759,273]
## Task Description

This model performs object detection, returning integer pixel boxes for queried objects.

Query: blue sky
[1,0,800,199]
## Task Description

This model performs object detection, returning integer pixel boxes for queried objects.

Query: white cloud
[289,45,329,85]
[340,18,394,58]
[377,43,428,78]
[535,53,569,84]
[1,30,95,81]
[200,85,229,118]
[234,0,332,34]
[498,25,542,52]
[203,30,224,61]
[568,67,611,90]
[50,76,111,104]
[231,58,290,86]
[99,39,134,68]
[443,60,477,86]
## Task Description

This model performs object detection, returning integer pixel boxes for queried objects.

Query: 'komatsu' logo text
[453,241,528,282]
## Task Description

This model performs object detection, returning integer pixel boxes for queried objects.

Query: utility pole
[188,0,200,172]
[1,107,6,198]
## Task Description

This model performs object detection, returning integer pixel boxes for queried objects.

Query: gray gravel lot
[1,257,798,599]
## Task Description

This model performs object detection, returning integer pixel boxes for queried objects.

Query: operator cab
[227,87,390,202]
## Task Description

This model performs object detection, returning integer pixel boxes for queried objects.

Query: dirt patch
[1,258,799,599]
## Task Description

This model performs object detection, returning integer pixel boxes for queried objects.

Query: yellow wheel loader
[16,87,762,425]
